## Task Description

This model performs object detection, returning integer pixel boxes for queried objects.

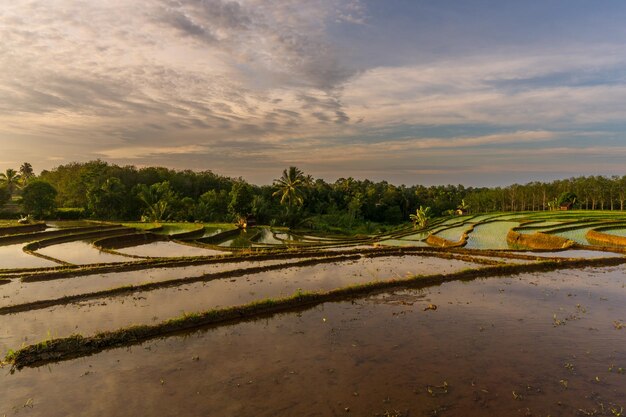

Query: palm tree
[19,162,34,181]
[136,181,175,222]
[409,206,432,229]
[272,167,306,210]
[0,169,22,196]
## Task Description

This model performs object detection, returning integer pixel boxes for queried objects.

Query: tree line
[1,160,625,228]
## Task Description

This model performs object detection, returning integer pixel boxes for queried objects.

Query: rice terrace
[4,1,626,416]
[1,207,626,416]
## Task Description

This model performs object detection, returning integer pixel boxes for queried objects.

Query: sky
[1,0,626,186]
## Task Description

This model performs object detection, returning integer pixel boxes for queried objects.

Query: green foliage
[87,177,129,219]
[0,185,10,209]
[55,207,85,220]
[228,181,254,220]
[272,166,306,209]
[0,168,22,195]
[21,180,58,219]
[136,181,177,222]
[409,206,432,229]
[195,189,229,222]
[19,162,35,183]
[557,191,577,207]
[23,160,626,228]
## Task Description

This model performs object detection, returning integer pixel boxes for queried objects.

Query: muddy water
[115,241,228,257]
[0,257,325,308]
[378,238,429,247]
[36,241,134,264]
[0,256,480,353]
[523,250,623,259]
[0,244,60,269]
[1,265,625,416]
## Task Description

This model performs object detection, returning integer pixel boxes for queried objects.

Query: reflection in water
[602,227,626,238]
[0,244,60,269]
[116,241,228,257]
[0,255,479,352]
[524,249,621,259]
[435,224,470,242]
[551,226,602,245]
[0,257,313,308]
[37,241,133,264]
[377,238,429,247]
[464,221,519,249]
[1,265,625,416]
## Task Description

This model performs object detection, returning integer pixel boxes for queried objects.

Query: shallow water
[397,231,429,241]
[318,244,375,251]
[1,265,625,416]
[0,244,60,269]
[252,228,285,245]
[551,226,599,245]
[464,221,519,249]
[199,227,226,238]
[434,224,470,242]
[377,238,429,247]
[520,249,622,259]
[602,227,626,238]
[44,221,98,229]
[0,257,321,308]
[0,255,481,352]
[116,241,228,257]
[36,241,134,265]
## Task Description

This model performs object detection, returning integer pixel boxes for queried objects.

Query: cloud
[340,46,626,132]
[1,1,626,185]
[97,145,210,159]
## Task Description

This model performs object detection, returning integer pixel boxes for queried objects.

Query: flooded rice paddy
[36,241,134,264]
[1,214,626,416]
[464,221,520,249]
[434,224,470,242]
[0,244,60,269]
[1,265,625,416]
[0,254,481,353]
[115,241,228,258]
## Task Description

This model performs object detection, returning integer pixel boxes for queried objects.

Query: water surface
[1,265,625,416]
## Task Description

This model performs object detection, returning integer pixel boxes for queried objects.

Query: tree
[618,175,626,211]
[0,186,10,209]
[136,181,176,222]
[195,190,229,221]
[21,180,57,219]
[87,177,128,219]
[457,199,469,212]
[228,181,254,220]
[19,162,34,183]
[557,191,577,208]
[409,206,432,229]
[0,169,22,196]
[272,167,306,210]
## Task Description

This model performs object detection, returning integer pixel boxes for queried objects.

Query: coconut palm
[272,166,306,210]
[409,206,432,229]
[19,162,34,181]
[0,169,22,195]
[136,181,175,222]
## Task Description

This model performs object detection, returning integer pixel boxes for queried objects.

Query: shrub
[21,180,58,219]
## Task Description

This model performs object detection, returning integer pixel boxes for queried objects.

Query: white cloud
[1,1,626,184]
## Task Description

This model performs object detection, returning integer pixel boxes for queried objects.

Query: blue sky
[1,0,625,185]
